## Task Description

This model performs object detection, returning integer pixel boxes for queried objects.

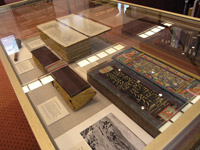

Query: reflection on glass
[124,4,129,14]
[157,26,165,30]
[151,28,161,33]
[145,31,155,36]
[0,35,19,55]
[117,3,121,16]
[139,34,148,38]
[163,22,173,27]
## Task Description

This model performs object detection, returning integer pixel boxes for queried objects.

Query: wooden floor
[0,0,88,39]
[0,0,64,39]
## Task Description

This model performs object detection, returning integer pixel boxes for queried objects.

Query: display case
[0,0,199,149]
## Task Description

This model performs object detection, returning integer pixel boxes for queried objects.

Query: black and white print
[80,113,146,150]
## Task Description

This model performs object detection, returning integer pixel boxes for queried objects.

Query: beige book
[57,14,111,37]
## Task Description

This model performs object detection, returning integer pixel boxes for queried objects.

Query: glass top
[0,0,199,149]
[0,0,199,73]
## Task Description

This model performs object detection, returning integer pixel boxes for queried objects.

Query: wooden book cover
[31,46,60,68]
[87,60,185,137]
[52,66,96,110]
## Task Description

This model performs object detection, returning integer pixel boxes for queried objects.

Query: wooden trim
[144,100,200,150]
[112,0,200,21]
[0,46,55,150]
[0,0,27,7]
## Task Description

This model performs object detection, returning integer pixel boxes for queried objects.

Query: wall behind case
[120,0,190,14]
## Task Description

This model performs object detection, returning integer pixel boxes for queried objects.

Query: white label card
[77,59,90,67]
[40,75,54,85]
[28,80,42,90]
[28,39,45,49]
[87,55,99,63]
[159,121,172,132]
[170,112,183,122]
[15,60,34,75]
[22,86,29,93]
[37,96,69,126]
[113,44,125,50]
[191,95,200,104]
[96,52,108,58]
[105,48,116,54]
[181,103,193,112]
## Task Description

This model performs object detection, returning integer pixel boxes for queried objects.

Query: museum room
[0,0,199,149]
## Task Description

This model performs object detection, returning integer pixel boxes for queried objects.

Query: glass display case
[0,0,199,149]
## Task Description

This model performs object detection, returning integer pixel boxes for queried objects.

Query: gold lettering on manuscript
[101,66,170,116]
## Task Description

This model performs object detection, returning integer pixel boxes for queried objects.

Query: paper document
[15,60,34,75]
[37,96,69,126]
[28,39,45,50]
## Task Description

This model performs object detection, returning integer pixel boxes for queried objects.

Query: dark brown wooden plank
[31,46,60,67]
[52,66,90,97]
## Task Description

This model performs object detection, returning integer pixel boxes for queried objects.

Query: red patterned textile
[0,60,41,150]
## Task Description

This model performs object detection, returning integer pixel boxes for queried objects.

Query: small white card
[37,96,69,126]
[96,52,108,58]
[87,55,99,63]
[28,80,42,90]
[22,86,29,93]
[105,48,116,54]
[77,59,90,67]
[139,34,148,38]
[27,39,45,49]
[157,26,165,29]
[159,121,172,132]
[163,22,172,27]
[151,27,161,33]
[191,95,200,104]
[145,31,155,36]
[113,44,125,51]
[40,75,54,85]
[15,60,34,75]
[181,103,193,112]
[170,112,183,122]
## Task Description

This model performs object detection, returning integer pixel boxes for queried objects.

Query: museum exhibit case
[0,0,199,149]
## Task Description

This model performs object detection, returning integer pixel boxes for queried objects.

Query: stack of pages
[57,14,111,37]
[37,20,91,63]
